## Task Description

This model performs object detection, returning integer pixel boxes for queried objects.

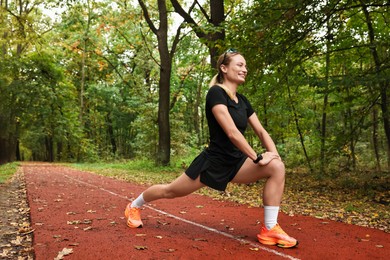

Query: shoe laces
[271,224,286,234]
[129,207,141,220]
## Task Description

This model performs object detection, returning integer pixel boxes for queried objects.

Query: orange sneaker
[124,203,143,228]
[257,224,298,248]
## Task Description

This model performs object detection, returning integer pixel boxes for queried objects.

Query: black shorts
[185,150,247,191]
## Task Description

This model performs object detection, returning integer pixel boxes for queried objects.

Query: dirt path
[22,163,389,259]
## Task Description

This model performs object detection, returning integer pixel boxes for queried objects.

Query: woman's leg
[231,157,285,206]
[142,173,206,203]
[126,173,205,228]
[232,158,297,248]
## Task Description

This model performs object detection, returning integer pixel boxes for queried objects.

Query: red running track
[23,163,389,259]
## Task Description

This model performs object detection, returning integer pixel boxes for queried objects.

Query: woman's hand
[257,151,281,166]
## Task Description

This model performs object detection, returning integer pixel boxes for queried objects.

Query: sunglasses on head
[222,48,238,64]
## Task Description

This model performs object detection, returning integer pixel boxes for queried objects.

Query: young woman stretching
[125,49,298,248]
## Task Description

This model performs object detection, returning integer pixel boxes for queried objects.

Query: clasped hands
[256,151,281,166]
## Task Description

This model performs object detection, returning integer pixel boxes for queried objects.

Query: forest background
[0,0,389,232]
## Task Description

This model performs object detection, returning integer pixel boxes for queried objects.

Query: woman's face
[221,54,247,85]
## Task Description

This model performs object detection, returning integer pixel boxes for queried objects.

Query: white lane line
[63,174,300,260]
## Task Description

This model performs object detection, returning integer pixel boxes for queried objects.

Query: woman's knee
[268,159,285,179]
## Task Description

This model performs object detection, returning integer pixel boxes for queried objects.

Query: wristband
[253,154,263,164]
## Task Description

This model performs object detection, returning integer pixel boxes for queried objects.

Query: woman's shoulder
[209,85,223,92]
[207,85,226,96]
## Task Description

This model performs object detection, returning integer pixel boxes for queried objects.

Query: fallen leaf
[11,236,23,246]
[54,248,73,260]
[83,226,93,231]
[249,247,259,251]
[155,236,163,239]
[19,226,34,235]
[161,248,176,252]
[194,238,208,242]
[67,220,80,225]
[67,219,92,225]
[134,245,148,250]
[157,220,170,226]
[376,245,384,248]
[87,210,96,213]
[0,248,10,257]
[196,205,204,208]
[135,234,147,237]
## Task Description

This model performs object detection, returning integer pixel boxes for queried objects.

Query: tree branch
[138,0,158,35]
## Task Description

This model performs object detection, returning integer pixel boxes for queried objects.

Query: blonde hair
[209,75,235,100]
[208,50,240,100]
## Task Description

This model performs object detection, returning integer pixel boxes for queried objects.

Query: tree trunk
[139,0,174,165]
[372,107,381,171]
[287,82,313,173]
[170,0,225,69]
[361,2,390,169]
[79,0,92,124]
[45,136,54,162]
[208,0,225,68]
[320,18,331,176]
[106,113,117,155]
[156,0,171,165]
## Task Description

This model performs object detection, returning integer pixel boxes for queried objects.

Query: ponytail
[209,74,235,100]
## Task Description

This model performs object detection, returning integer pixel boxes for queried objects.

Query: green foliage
[0,0,388,172]
[0,162,19,184]
[227,0,390,173]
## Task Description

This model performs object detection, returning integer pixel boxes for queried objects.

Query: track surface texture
[22,163,389,259]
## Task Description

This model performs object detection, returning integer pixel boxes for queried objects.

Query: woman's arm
[212,104,258,161]
[212,104,280,165]
[248,113,278,154]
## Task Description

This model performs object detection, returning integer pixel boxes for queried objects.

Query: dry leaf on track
[134,245,148,250]
[54,248,73,260]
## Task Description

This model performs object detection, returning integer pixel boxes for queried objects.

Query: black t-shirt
[205,85,255,160]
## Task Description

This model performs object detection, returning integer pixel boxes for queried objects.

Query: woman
[125,49,298,248]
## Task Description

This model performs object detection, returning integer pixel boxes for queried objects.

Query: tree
[0,0,49,163]
[138,0,183,165]
[170,0,225,68]
[360,0,390,168]
[226,0,390,172]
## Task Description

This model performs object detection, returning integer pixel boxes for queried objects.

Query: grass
[69,159,183,185]
[0,162,19,184]
[69,159,389,233]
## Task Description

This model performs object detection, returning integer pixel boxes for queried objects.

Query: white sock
[131,193,145,208]
[264,205,279,230]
